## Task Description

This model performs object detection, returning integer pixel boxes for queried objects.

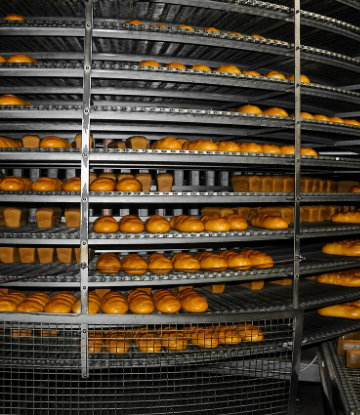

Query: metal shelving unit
[1,0,360,413]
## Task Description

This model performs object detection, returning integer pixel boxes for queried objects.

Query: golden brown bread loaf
[56,248,74,264]
[100,291,128,314]
[63,177,81,192]
[223,214,248,230]
[183,140,219,151]
[125,136,148,149]
[219,250,252,270]
[0,176,33,191]
[90,177,115,192]
[190,327,218,348]
[134,333,162,352]
[98,173,117,181]
[152,137,182,150]
[0,206,5,226]
[259,207,293,224]
[152,289,181,313]
[93,216,119,233]
[231,176,260,192]
[37,248,56,264]
[322,240,360,256]
[0,247,20,263]
[107,141,126,149]
[119,215,145,233]
[202,284,226,293]
[318,301,360,319]
[171,252,201,273]
[32,177,63,192]
[75,133,93,149]
[116,178,142,192]
[157,173,173,192]
[80,331,103,354]
[135,173,152,192]
[19,247,39,263]
[128,289,155,314]
[147,253,173,274]
[159,328,188,351]
[17,292,51,313]
[240,281,265,290]
[89,172,97,184]
[318,269,360,287]
[239,142,263,153]
[0,136,22,148]
[240,249,274,268]
[71,292,101,314]
[194,252,227,272]
[346,349,360,368]
[236,324,264,342]
[64,209,80,228]
[44,291,77,313]
[4,207,29,227]
[0,292,27,311]
[201,207,234,218]
[350,185,360,193]
[35,207,62,228]
[40,136,71,149]
[218,141,241,152]
[122,254,148,275]
[251,213,289,229]
[145,215,170,233]
[331,210,360,223]
[21,135,40,148]
[270,278,292,285]
[200,215,231,232]
[104,330,131,354]
[96,253,121,274]
[177,288,208,313]
[0,94,30,105]
[338,180,360,193]
[213,325,242,345]
[170,215,205,233]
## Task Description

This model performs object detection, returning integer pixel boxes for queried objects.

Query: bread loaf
[40,136,71,149]
[32,177,63,192]
[135,173,151,192]
[231,207,250,221]
[93,216,119,233]
[350,185,360,193]
[4,207,29,227]
[80,331,103,354]
[170,215,204,233]
[121,254,148,275]
[56,248,74,264]
[240,249,274,268]
[270,278,292,285]
[19,247,38,263]
[152,289,181,313]
[153,137,182,150]
[259,207,293,224]
[322,240,360,256]
[63,177,81,192]
[107,141,126,149]
[128,289,155,314]
[223,214,248,230]
[0,206,5,226]
[262,144,281,154]
[240,281,265,290]
[36,207,62,228]
[194,252,227,272]
[219,250,252,270]
[22,135,40,148]
[171,253,201,273]
[157,173,173,192]
[0,247,20,263]
[213,325,242,345]
[184,140,218,151]
[37,248,56,264]
[100,174,119,182]
[125,136,148,149]
[64,209,80,228]
[218,141,241,152]
[0,292,27,311]
[331,210,360,223]
[147,253,173,274]
[160,328,188,351]
[177,288,208,313]
[75,133,93,149]
[116,178,142,192]
[251,213,288,229]
[17,292,51,313]
[239,142,263,153]
[346,350,360,368]
[201,207,234,218]
[236,324,264,342]
[0,176,33,191]
[318,301,360,319]
[145,215,170,233]
[45,291,77,313]
[190,327,218,348]
[90,177,115,192]
[338,180,360,193]
[337,332,360,356]
[101,291,128,314]
[259,176,273,192]
[318,269,360,287]
[0,136,22,148]
[202,284,226,293]
[200,216,231,232]
[134,333,162,352]
[104,330,131,354]
[119,215,145,233]
[71,292,101,314]
[96,253,121,273]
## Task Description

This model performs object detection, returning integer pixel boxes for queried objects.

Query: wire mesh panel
[0,310,302,414]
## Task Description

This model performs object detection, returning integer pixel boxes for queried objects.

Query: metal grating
[0,0,86,18]
[0,311,301,414]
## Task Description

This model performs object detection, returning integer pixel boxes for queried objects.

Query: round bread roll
[178,24,193,30]
[185,140,219,151]
[125,19,144,25]
[172,253,201,273]
[195,252,227,272]
[17,299,44,313]
[251,213,288,230]
[219,250,252,270]
[165,62,186,69]
[240,142,263,153]
[252,34,265,39]
[119,215,145,233]
[0,298,21,311]
[96,253,122,273]
[172,216,205,233]
[218,141,241,152]
[53,291,77,303]
[90,177,115,192]
[262,144,281,154]
[0,94,31,105]
[80,331,103,354]
[105,335,131,354]
[0,56,5,62]
[4,14,25,20]
[243,70,261,76]
[145,215,170,233]
[343,119,360,126]
[11,329,32,338]
[191,328,218,348]
[329,116,344,123]
[313,114,330,121]
[147,253,173,274]
[215,326,242,345]
[93,216,119,233]
[152,289,181,313]
[7,54,38,63]
[223,214,248,230]
[44,299,73,313]
[161,330,188,350]
[200,216,231,232]
[138,60,160,67]
[101,291,128,314]
[0,176,31,191]
[289,112,314,120]
[322,240,360,256]
[237,324,264,342]
[32,177,63,192]
[63,177,81,192]
[264,71,286,80]
[178,288,208,313]
[191,64,211,71]
[128,290,155,314]
[40,136,71,149]
[240,249,274,268]
[215,65,241,74]
[350,186,360,193]
[228,31,242,36]
[71,292,101,314]
[135,333,162,352]
[29,292,51,306]
[286,74,310,83]
[116,178,142,192]
[262,107,288,117]
[122,254,148,275]
[153,136,182,150]
[301,147,318,156]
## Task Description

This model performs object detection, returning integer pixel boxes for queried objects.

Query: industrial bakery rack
[1,0,360,414]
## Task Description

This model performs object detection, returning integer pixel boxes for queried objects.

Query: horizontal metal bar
[0,238,79,245]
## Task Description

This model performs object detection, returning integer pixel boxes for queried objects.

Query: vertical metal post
[293,0,301,310]
[80,0,93,379]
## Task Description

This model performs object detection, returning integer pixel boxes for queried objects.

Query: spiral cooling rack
[1,0,360,414]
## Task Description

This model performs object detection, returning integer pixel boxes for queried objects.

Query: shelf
[0,191,79,203]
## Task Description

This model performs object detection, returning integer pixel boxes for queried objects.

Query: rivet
[82,241,87,246]
[82,196,87,201]
[83,286,86,290]
[83,153,88,158]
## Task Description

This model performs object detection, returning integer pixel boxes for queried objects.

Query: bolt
[84,108,89,114]
[82,241,87,246]
[87,23,91,28]
[297,158,300,162]
[83,153,88,158]
[82,196,87,201]
[297,197,301,201]
[85,66,90,70]
[83,329,86,333]
[83,286,86,290]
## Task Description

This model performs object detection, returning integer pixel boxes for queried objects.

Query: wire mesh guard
[0,312,300,414]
